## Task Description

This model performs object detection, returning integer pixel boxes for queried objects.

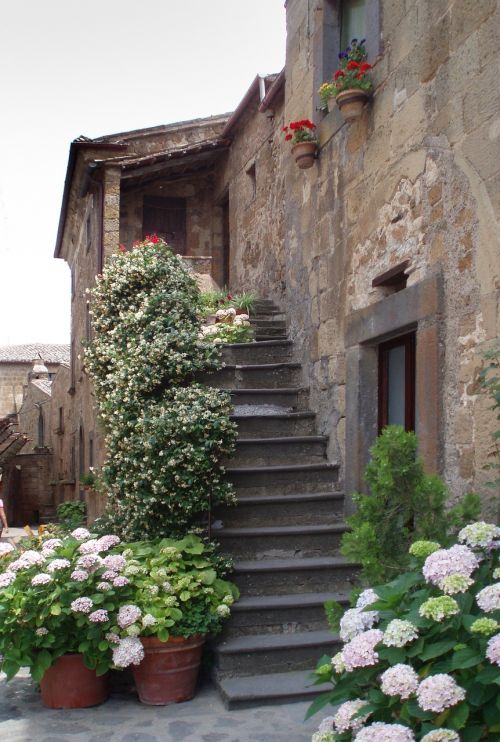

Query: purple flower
[70,597,93,613]
[113,576,129,588]
[70,569,89,582]
[88,609,109,623]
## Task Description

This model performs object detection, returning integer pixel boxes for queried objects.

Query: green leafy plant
[230,291,256,315]
[308,522,500,741]
[80,471,96,489]
[341,426,481,586]
[478,346,500,489]
[84,236,237,540]
[56,501,86,530]
[198,288,233,317]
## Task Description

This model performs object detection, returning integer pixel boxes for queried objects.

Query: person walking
[0,478,9,538]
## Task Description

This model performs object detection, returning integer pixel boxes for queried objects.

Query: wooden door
[143,196,186,255]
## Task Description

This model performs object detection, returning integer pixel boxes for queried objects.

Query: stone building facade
[54,0,499,519]
[0,344,69,417]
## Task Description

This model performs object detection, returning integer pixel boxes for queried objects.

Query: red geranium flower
[281,126,288,132]
[360,62,372,72]
[145,233,160,244]
[285,133,293,141]
[118,243,126,253]
[347,60,360,70]
[334,69,345,80]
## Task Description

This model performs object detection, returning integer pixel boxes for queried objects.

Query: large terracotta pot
[132,635,205,705]
[40,653,109,709]
[291,141,317,170]
[336,88,370,121]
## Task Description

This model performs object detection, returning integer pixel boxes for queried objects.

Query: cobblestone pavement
[0,670,319,742]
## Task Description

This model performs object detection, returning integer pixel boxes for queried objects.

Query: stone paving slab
[0,670,319,742]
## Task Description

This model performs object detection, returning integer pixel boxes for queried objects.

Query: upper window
[341,0,367,50]
[378,332,415,433]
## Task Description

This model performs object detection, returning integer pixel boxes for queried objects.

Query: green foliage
[84,237,237,540]
[341,426,481,585]
[56,500,86,530]
[308,524,500,740]
[79,471,96,488]
[478,345,500,489]
[230,292,256,314]
[198,288,233,316]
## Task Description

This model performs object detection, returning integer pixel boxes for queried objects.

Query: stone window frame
[344,271,443,514]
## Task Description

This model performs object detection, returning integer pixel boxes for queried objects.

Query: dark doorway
[143,196,186,255]
[378,332,416,433]
[222,197,230,288]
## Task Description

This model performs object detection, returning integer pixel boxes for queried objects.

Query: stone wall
[0,362,63,417]
[274,0,499,513]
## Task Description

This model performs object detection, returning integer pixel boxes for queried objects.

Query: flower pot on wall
[132,635,205,705]
[40,654,109,709]
[336,89,370,121]
[291,141,318,170]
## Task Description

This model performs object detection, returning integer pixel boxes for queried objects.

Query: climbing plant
[84,236,237,540]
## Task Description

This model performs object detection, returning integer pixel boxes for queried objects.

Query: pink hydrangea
[102,570,118,581]
[486,633,500,666]
[354,723,415,741]
[105,632,120,644]
[476,584,500,613]
[0,571,16,588]
[423,545,479,588]
[103,554,127,571]
[46,558,71,573]
[70,597,93,614]
[70,569,89,582]
[380,664,419,699]
[76,554,103,572]
[0,543,14,557]
[41,538,62,551]
[10,550,45,571]
[88,609,109,623]
[113,575,129,587]
[117,604,141,628]
[334,699,371,732]
[417,674,466,713]
[97,535,121,552]
[112,636,144,668]
[78,539,101,554]
[71,528,91,540]
[97,581,112,591]
[342,629,384,671]
[31,573,52,586]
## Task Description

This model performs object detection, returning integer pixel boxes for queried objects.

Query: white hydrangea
[117,604,142,628]
[142,613,157,627]
[380,664,419,700]
[356,589,378,609]
[71,528,91,540]
[112,636,144,668]
[476,584,500,613]
[486,633,500,666]
[333,699,371,732]
[331,651,346,674]
[417,674,466,713]
[458,521,500,550]
[354,723,415,741]
[420,731,460,742]
[0,571,15,588]
[383,619,419,647]
[0,543,14,557]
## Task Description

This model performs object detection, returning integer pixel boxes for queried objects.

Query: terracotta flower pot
[132,635,205,705]
[40,653,109,709]
[235,307,251,316]
[336,88,370,121]
[291,141,317,170]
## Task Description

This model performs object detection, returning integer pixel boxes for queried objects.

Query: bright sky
[0,0,286,345]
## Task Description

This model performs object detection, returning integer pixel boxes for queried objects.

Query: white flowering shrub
[84,237,237,539]
[309,522,500,741]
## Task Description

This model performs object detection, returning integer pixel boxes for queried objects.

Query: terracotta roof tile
[0,344,70,364]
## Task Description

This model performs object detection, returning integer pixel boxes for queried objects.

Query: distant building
[0,344,69,417]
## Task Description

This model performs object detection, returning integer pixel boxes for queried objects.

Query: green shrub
[341,426,481,586]
[56,501,86,530]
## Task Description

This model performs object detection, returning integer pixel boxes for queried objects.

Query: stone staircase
[205,299,358,708]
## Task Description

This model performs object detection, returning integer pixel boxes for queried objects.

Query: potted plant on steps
[109,535,239,705]
[230,291,256,316]
[320,39,373,122]
[282,119,318,169]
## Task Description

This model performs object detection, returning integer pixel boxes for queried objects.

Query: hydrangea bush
[84,236,237,539]
[309,522,500,741]
[0,530,237,679]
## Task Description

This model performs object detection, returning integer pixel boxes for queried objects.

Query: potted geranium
[0,529,126,708]
[282,119,318,169]
[321,38,373,121]
[106,534,239,705]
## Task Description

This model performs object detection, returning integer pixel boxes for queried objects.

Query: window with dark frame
[378,332,416,434]
[340,0,367,50]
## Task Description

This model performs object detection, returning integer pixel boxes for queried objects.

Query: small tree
[84,237,236,540]
[341,426,480,585]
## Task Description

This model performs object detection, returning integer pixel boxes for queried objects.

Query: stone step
[252,309,286,318]
[229,387,308,410]
[253,299,279,310]
[254,331,288,341]
[215,491,344,528]
[226,462,338,496]
[223,591,349,637]
[215,629,341,677]
[203,362,302,389]
[231,556,358,596]
[216,669,331,709]
[232,411,316,438]
[222,339,294,365]
[229,436,328,466]
[250,318,287,330]
[213,523,347,560]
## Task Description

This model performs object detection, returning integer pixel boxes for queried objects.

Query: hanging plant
[319,39,373,121]
[282,119,318,169]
